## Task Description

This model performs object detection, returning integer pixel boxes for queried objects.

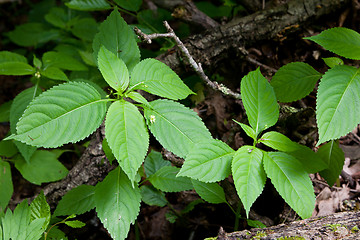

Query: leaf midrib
[17,98,109,135]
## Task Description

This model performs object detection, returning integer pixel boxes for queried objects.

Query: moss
[351,225,359,233]
[276,237,305,240]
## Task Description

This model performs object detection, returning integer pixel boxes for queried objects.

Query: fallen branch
[217,211,360,239]
[157,0,350,74]
[135,22,241,99]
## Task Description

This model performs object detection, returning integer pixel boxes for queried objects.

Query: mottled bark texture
[157,0,350,74]
[43,126,116,209]
[217,211,360,239]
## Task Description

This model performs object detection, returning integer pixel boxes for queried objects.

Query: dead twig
[134,21,241,99]
[238,47,277,73]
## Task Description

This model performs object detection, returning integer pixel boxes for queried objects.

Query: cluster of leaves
[0,191,85,240]
[1,0,360,239]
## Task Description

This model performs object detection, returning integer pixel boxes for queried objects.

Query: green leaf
[105,100,149,182]
[0,51,27,63]
[316,65,360,145]
[137,9,172,34]
[54,185,95,216]
[1,200,45,240]
[232,146,266,217]
[263,152,315,219]
[40,67,69,81]
[318,141,345,186]
[144,99,212,158]
[126,91,151,108]
[140,185,167,207]
[102,138,115,164]
[30,191,51,231]
[323,57,344,68]
[143,150,171,177]
[130,59,194,100]
[271,62,321,102]
[64,220,86,228]
[113,0,142,11]
[191,180,226,204]
[233,120,256,140]
[0,159,13,212]
[44,226,67,240]
[93,9,140,71]
[148,166,193,192]
[10,87,41,163]
[305,27,360,60]
[44,7,67,29]
[65,0,111,11]
[7,82,107,148]
[98,46,129,92]
[42,51,88,71]
[241,68,279,136]
[14,150,68,185]
[0,62,35,75]
[78,50,97,66]
[7,23,60,47]
[71,18,99,41]
[260,131,327,173]
[0,100,12,122]
[94,167,141,240]
[178,140,234,182]
[33,55,42,69]
[0,140,18,158]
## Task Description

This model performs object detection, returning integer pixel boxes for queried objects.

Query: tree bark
[157,0,350,74]
[217,211,360,239]
[43,126,116,209]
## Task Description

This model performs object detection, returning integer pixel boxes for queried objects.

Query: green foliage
[130,59,194,100]
[1,201,46,240]
[191,180,226,204]
[260,131,327,173]
[113,0,142,12]
[30,192,51,230]
[140,185,167,207]
[0,62,35,76]
[66,0,111,11]
[105,100,149,182]
[271,62,321,103]
[7,23,60,47]
[0,159,13,213]
[143,150,171,177]
[232,146,266,217]
[178,140,234,182]
[54,185,96,216]
[98,46,129,92]
[305,27,360,60]
[6,82,108,148]
[14,150,68,185]
[263,152,315,219]
[148,166,193,192]
[318,141,345,186]
[93,9,140,71]
[316,65,360,145]
[144,99,212,158]
[241,68,279,136]
[5,4,360,239]
[10,86,41,163]
[94,167,141,240]
[323,57,343,68]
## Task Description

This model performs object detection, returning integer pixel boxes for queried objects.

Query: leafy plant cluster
[0,0,359,239]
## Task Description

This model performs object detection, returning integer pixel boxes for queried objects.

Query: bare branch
[134,22,241,99]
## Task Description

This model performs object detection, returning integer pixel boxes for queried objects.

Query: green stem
[234,204,241,231]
